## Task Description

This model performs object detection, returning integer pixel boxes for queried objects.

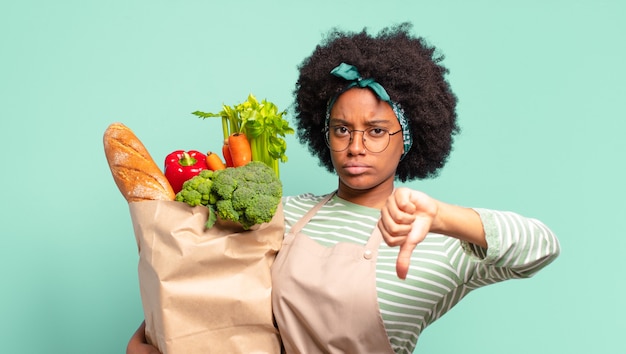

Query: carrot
[228,133,252,167]
[222,139,234,167]
[206,151,226,170]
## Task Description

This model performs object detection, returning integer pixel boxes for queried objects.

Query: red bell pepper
[164,150,208,194]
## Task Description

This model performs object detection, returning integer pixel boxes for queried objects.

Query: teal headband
[325,62,413,160]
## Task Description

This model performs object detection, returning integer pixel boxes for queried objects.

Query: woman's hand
[378,188,438,280]
[126,321,161,354]
[378,187,488,280]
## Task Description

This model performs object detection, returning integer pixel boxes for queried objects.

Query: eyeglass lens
[325,126,398,153]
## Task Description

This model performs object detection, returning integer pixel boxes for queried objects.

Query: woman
[128,23,560,354]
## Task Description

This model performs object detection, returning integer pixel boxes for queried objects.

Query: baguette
[103,122,175,202]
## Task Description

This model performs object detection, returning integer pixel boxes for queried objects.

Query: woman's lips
[343,163,370,175]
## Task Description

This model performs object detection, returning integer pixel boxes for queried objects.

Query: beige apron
[271,193,395,354]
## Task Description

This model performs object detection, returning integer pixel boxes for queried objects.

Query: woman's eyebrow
[328,117,395,126]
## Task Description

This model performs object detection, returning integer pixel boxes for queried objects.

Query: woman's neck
[336,181,395,210]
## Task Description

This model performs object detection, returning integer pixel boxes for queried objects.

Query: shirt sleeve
[459,208,561,284]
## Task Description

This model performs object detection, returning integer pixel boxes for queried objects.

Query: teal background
[1,0,624,353]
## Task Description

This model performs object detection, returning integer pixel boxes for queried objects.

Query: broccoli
[175,170,214,206]
[175,161,282,230]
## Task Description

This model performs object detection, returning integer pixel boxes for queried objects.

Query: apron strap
[286,191,385,252]
[366,225,384,251]
[287,191,336,236]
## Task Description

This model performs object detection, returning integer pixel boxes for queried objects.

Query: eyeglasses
[324,125,402,153]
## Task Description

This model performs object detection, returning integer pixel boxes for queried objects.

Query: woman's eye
[368,128,386,137]
[333,126,350,136]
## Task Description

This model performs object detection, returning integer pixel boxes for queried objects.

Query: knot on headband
[330,63,391,102]
[326,62,413,160]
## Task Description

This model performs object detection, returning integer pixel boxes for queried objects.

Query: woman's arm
[378,187,560,279]
[461,207,561,280]
[126,321,161,354]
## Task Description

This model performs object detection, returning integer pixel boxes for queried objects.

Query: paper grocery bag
[129,200,284,354]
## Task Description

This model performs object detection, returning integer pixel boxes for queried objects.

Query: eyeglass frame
[323,125,403,153]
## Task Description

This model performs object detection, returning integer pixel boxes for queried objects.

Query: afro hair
[292,22,460,182]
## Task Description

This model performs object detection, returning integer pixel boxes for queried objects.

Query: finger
[385,234,407,247]
[396,239,417,280]
[395,228,420,279]
[382,195,416,230]
[394,188,417,214]
[395,216,432,279]
[378,213,412,247]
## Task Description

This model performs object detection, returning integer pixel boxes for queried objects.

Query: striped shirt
[282,193,560,354]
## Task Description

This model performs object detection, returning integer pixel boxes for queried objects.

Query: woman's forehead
[327,116,396,127]
[330,89,397,122]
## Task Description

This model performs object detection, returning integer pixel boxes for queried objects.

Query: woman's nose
[347,130,366,154]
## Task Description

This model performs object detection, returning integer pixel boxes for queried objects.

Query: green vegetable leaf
[192,110,222,118]
[195,93,294,176]
[205,204,217,229]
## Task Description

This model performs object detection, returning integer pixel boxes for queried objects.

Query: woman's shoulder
[283,192,331,207]
[281,193,332,232]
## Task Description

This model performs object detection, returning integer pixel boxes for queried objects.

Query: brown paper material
[129,200,284,354]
